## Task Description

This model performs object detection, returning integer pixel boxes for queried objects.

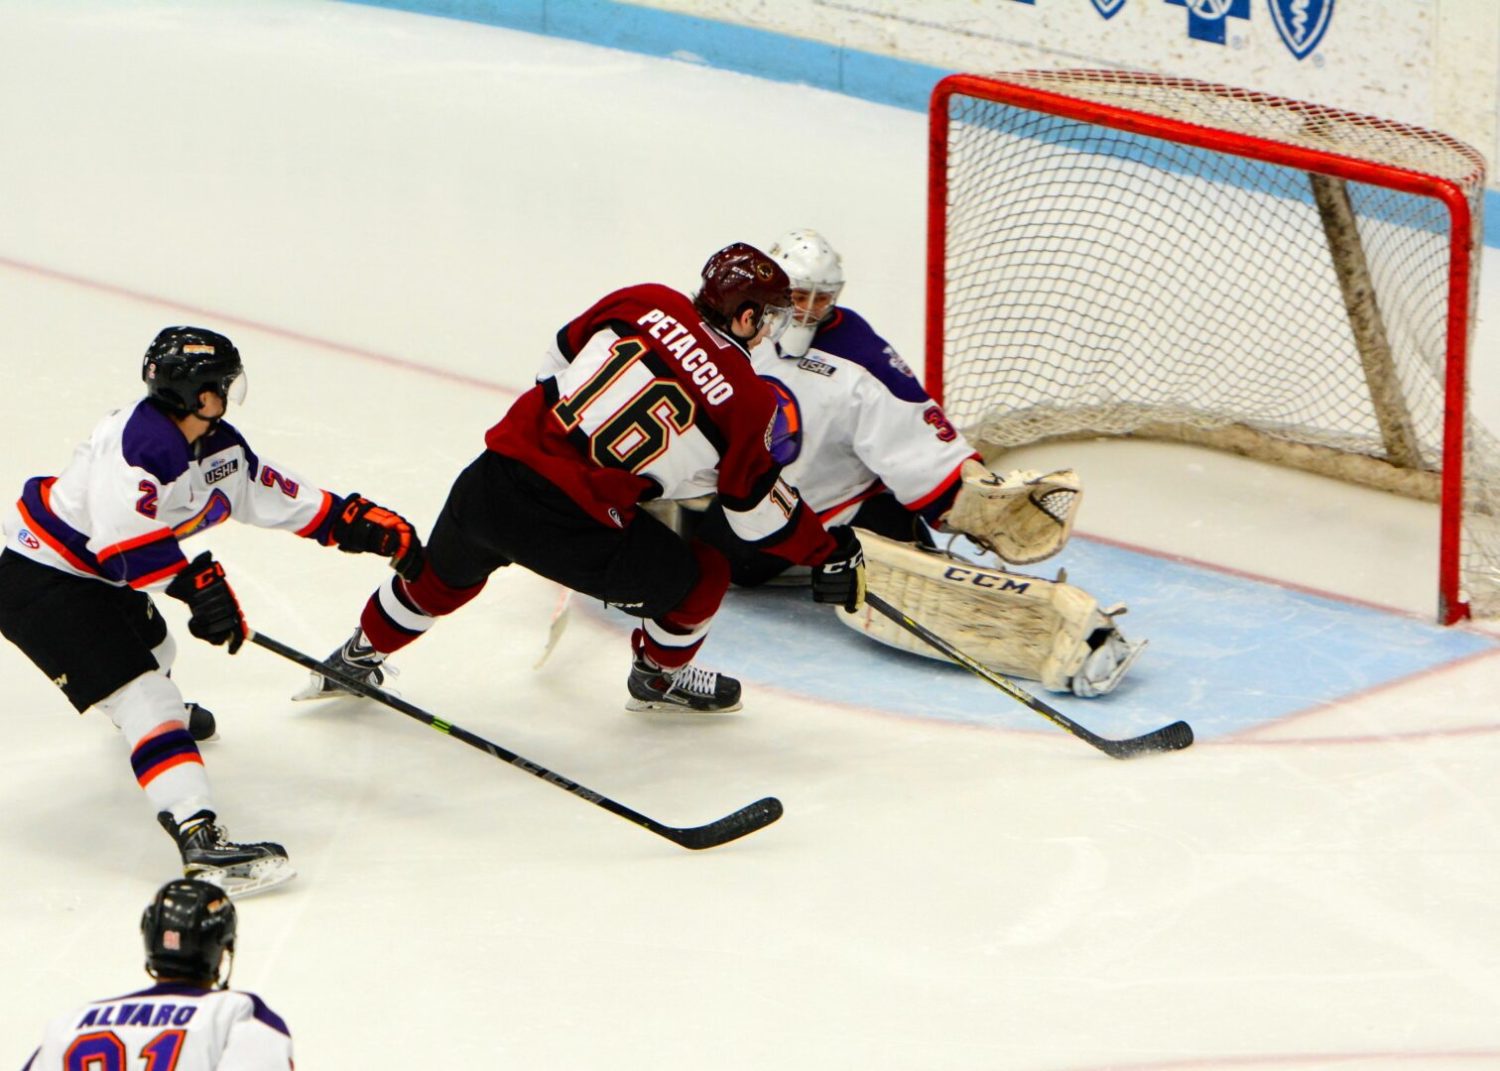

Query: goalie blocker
[837,530,1145,697]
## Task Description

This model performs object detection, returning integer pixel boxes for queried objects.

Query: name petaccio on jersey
[635,307,734,405]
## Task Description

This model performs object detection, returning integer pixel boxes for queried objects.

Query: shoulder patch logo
[885,347,915,379]
[1269,0,1334,59]
[18,529,40,550]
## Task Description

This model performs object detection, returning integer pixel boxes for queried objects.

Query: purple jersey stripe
[19,477,104,574]
[249,993,291,1037]
[813,309,930,403]
[122,401,192,484]
[99,534,185,586]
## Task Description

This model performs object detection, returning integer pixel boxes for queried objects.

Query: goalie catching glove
[944,459,1081,565]
[837,530,1144,697]
[332,494,424,579]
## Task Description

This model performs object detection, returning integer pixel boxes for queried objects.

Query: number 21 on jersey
[551,338,697,473]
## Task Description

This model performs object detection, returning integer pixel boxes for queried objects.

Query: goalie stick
[249,630,782,850]
[862,592,1193,759]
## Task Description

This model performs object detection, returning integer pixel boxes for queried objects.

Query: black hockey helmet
[141,326,246,415]
[141,878,237,987]
[693,243,792,339]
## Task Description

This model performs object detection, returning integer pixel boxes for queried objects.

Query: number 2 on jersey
[551,338,696,473]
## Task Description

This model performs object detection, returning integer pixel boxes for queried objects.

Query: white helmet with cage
[767,229,845,357]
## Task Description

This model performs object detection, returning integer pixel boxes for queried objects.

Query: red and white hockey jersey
[752,307,979,526]
[3,399,341,591]
[486,281,836,564]
[22,982,293,1070]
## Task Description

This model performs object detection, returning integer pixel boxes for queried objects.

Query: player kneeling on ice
[0,327,422,896]
[299,243,865,714]
[21,878,294,1068]
[690,230,1143,698]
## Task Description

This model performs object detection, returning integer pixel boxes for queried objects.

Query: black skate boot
[185,702,217,742]
[158,810,295,898]
[626,654,743,713]
[291,627,394,701]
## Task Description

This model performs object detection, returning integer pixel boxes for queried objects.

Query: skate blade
[624,697,745,715]
[290,673,344,702]
[191,858,298,899]
[290,673,399,702]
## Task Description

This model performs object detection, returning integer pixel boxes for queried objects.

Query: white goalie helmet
[767,229,844,357]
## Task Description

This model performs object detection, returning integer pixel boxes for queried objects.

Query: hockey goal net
[928,70,1498,623]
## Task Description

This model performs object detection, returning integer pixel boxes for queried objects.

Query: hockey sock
[96,671,213,824]
[359,569,486,654]
[639,540,730,670]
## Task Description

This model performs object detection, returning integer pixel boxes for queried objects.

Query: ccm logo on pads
[941,565,1030,594]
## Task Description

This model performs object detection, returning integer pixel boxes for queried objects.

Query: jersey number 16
[552,338,697,473]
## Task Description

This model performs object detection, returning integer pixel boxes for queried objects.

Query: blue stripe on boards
[338,0,1500,247]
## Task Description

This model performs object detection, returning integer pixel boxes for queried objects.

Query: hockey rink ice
[3,3,1500,1067]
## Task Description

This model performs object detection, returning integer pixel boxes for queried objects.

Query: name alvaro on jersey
[636,307,735,405]
[75,1001,200,1030]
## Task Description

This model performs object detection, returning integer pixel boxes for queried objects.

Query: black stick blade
[665,797,784,850]
[1099,719,1194,759]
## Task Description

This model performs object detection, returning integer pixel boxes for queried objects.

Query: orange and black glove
[332,494,424,579]
[165,552,247,654]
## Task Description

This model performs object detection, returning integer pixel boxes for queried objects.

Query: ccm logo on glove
[332,494,424,579]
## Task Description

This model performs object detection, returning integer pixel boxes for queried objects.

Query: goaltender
[695,229,1145,697]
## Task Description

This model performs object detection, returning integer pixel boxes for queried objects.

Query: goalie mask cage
[927,70,1499,624]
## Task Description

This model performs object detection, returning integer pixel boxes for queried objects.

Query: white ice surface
[1,3,1498,1069]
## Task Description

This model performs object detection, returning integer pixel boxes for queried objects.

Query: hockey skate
[158,810,296,898]
[185,702,217,742]
[627,654,743,714]
[291,627,395,701]
[1068,608,1147,698]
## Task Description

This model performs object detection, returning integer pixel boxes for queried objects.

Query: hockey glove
[332,494,424,579]
[811,526,866,612]
[165,552,247,654]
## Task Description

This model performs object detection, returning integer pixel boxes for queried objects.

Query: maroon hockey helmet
[694,243,793,336]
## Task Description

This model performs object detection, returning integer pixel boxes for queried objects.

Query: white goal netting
[932,70,1500,621]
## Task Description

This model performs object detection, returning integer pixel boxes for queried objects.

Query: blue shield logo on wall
[1269,0,1335,59]
[1091,0,1127,18]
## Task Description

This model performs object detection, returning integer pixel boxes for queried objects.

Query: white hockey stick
[533,587,573,669]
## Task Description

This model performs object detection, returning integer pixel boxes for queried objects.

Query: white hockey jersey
[22,981,293,1070]
[751,307,979,525]
[3,399,341,590]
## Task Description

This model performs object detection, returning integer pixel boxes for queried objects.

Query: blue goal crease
[578,536,1499,742]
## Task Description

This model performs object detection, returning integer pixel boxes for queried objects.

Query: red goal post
[926,70,1497,624]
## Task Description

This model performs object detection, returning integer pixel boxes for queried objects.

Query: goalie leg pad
[838,530,1144,695]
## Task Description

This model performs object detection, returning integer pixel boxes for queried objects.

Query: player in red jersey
[301,243,865,713]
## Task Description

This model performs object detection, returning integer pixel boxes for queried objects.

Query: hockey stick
[249,630,782,849]
[532,588,573,669]
[862,592,1192,759]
